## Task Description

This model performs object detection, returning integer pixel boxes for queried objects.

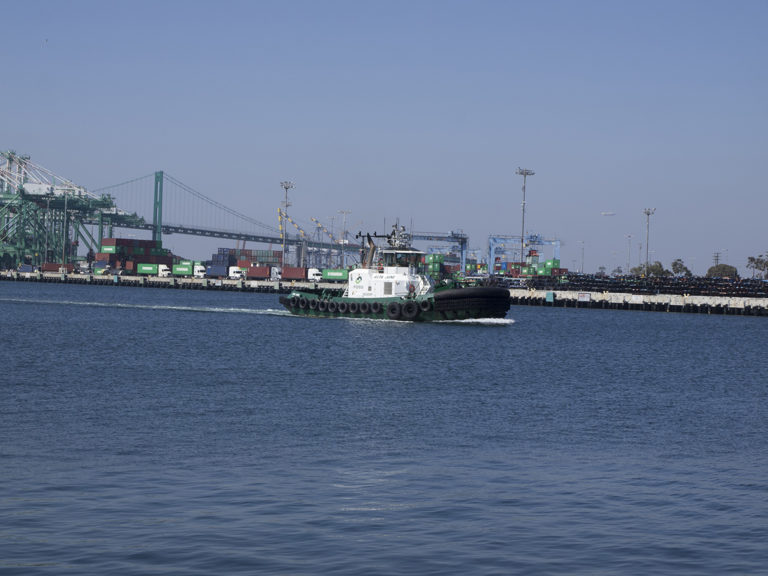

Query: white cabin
[346,246,433,299]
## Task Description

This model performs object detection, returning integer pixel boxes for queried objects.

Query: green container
[322,269,349,281]
[173,264,193,275]
[137,263,158,275]
[101,245,116,254]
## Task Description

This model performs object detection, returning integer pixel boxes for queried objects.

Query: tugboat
[279,225,510,321]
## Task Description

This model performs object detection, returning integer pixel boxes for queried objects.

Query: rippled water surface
[2,282,767,574]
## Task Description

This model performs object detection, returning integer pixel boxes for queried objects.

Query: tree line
[601,254,768,279]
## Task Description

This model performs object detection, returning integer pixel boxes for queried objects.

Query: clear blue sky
[4,0,766,275]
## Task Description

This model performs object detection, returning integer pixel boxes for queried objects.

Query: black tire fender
[402,300,420,320]
[386,301,402,320]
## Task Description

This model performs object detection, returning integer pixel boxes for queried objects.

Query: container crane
[1,151,145,268]
[488,233,561,275]
[411,230,469,272]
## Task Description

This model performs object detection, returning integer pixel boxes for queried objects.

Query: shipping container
[173,264,194,276]
[94,252,116,262]
[246,266,271,279]
[322,268,349,281]
[137,263,158,275]
[205,264,228,278]
[281,266,307,280]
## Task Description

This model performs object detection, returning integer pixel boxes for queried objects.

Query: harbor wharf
[510,274,768,315]
[509,288,768,315]
[0,270,331,294]
[4,270,768,315]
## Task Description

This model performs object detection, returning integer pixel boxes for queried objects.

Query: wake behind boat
[279,225,510,321]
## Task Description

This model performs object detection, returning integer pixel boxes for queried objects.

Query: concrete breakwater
[3,270,767,315]
[510,288,768,315]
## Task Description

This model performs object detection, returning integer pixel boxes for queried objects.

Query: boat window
[384,281,392,295]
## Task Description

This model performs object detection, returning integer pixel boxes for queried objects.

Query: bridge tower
[153,171,163,244]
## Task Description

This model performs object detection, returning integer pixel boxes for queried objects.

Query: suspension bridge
[1,152,484,272]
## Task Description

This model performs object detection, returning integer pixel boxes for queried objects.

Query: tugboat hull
[279,286,510,322]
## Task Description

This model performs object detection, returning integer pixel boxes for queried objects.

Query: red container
[281,266,307,280]
[246,266,271,279]
[42,263,74,272]
[237,259,252,269]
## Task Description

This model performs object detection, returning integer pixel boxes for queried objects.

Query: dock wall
[1,270,329,293]
[509,288,768,316]
[3,271,767,316]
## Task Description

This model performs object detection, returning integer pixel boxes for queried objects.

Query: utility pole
[280,181,294,269]
[516,167,534,267]
[643,208,656,275]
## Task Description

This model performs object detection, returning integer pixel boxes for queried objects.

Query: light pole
[643,208,656,275]
[280,181,294,268]
[516,168,534,267]
[625,234,632,274]
[338,209,351,268]
[578,240,585,273]
[328,216,335,268]
[62,190,68,266]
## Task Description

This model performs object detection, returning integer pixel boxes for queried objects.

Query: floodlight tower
[338,209,351,268]
[280,181,294,268]
[625,234,632,273]
[643,208,656,275]
[516,167,535,265]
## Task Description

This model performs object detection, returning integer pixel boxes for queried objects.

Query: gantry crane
[488,233,561,275]
[0,151,146,268]
[411,230,469,272]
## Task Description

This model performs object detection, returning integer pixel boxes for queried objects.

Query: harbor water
[2,282,767,575]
